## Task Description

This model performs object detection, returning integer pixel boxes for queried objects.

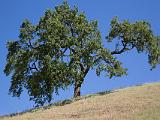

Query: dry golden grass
[1,82,160,120]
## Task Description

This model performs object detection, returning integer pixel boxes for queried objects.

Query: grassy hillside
[1,82,160,120]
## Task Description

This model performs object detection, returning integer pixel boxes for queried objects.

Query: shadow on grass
[97,90,113,95]
[43,90,114,110]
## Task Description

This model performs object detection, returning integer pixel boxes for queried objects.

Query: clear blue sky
[0,0,160,115]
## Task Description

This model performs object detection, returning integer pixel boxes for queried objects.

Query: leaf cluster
[107,17,160,68]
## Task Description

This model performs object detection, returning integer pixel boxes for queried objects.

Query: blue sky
[0,0,160,115]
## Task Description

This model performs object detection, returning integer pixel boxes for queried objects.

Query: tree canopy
[4,2,160,106]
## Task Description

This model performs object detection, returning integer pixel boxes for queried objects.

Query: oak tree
[4,2,160,106]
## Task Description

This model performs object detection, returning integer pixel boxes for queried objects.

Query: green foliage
[4,2,126,106]
[107,17,160,68]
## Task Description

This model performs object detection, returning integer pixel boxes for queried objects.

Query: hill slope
[1,82,160,120]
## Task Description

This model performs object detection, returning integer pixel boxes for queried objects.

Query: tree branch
[29,60,39,72]
[111,41,134,55]
[83,66,90,78]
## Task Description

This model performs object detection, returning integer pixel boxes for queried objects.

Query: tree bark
[74,81,82,98]
[73,67,89,98]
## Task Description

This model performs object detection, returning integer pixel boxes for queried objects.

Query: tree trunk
[73,66,90,98]
[74,81,82,98]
